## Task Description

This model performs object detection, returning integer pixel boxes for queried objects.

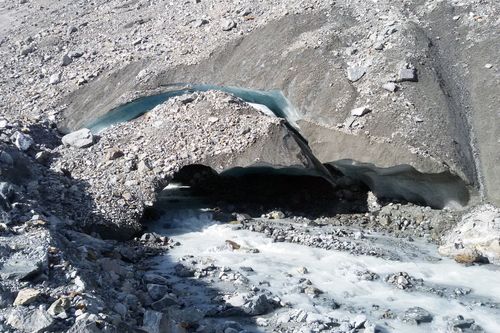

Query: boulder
[13,288,41,306]
[10,131,33,151]
[7,307,55,333]
[439,205,500,264]
[62,128,94,148]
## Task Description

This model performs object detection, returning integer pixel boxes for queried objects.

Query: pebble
[222,19,237,31]
[351,106,370,117]
[398,67,418,82]
[347,66,367,82]
[49,72,62,85]
[382,82,398,92]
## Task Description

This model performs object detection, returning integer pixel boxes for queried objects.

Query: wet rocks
[447,315,484,332]
[400,307,433,325]
[243,294,277,315]
[62,128,94,148]
[385,272,420,290]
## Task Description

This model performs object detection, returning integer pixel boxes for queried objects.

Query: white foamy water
[151,210,500,332]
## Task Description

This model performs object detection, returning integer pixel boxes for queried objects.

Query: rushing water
[146,187,500,332]
[87,84,299,133]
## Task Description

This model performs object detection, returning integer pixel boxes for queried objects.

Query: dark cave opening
[143,164,369,222]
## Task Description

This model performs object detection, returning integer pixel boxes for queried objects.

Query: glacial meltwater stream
[144,184,500,332]
[86,84,495,331]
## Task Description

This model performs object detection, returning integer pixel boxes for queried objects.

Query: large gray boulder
[62,128,94,148]
[7,306,55,333]
[439,205,500,264]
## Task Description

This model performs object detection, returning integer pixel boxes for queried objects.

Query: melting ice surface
[87,84,299,133]
[148,187,500,333]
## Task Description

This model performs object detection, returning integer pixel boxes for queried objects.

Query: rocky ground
[0,0,499,332]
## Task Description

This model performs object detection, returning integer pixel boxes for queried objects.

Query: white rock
[62,128,94,148]
[382,82,397,92]
[351,106,370,117]
[10,131,34,151]
[49,72,62,85]
[439,204,500,264]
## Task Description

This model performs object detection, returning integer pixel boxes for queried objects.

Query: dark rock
[401,307,433,324]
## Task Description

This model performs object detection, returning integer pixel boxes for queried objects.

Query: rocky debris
[400,307,433,325]
[243,294,278,315]
[240,218,388,257]
[347,66,367,82]
[7,306,55,332]
[447,315,484,332]
[439,205,500,264]
[61,128,94,148]
[54,91,326,239]
[385,272,421,289]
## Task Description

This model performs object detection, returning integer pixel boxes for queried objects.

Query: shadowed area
[329,159,470,209]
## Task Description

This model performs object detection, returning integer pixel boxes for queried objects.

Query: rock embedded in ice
[62,128,94,148]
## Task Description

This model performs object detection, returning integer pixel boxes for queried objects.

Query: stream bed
[142,185,500,333]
